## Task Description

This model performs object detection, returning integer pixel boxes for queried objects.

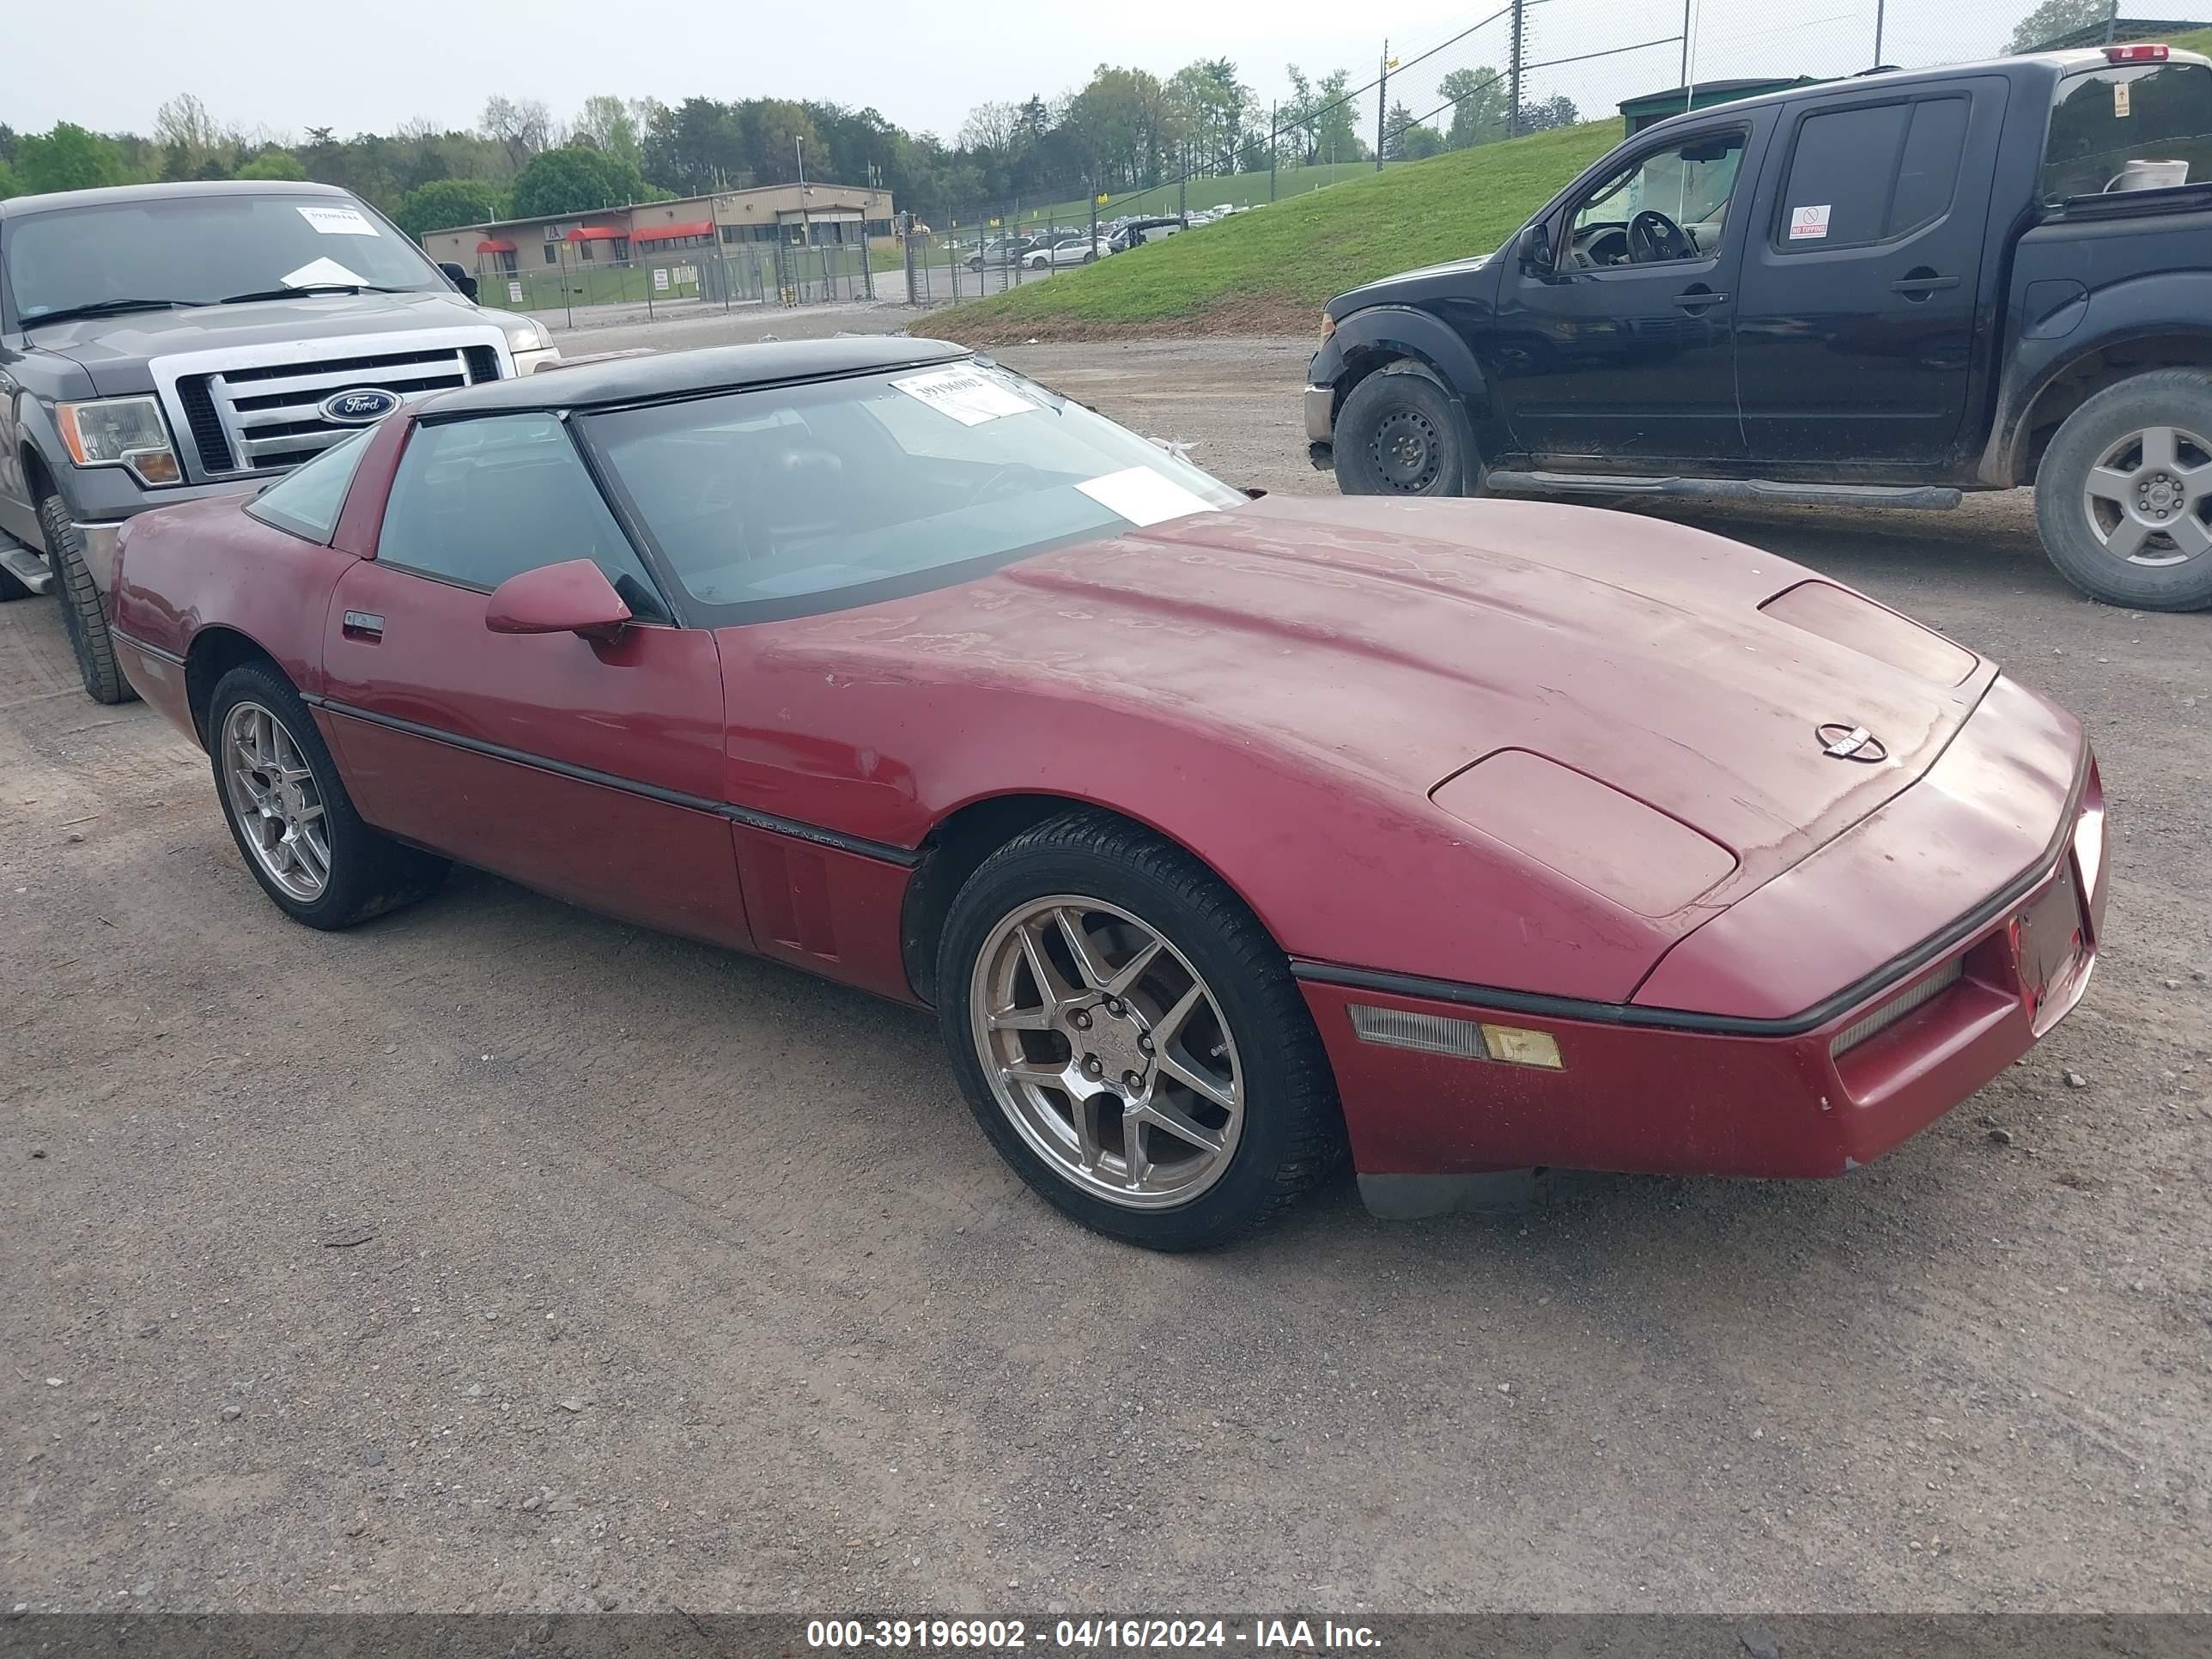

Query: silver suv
[0,180,558,701]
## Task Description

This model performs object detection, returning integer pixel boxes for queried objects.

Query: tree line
[0,60,1575,241]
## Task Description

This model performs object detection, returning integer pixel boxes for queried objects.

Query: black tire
[1082,251,1097,264]
[935,811,1346,1250]
[2033,368,2212,611]
[1333,364,1470,497]
[205,660,448,930]
[36,494,133,702]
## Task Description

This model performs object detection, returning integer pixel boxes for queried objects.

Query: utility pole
[1376,40,1389,171]
[1269,104,1278,202]
[1873,0,1885,66]
[1509,2,1525,136]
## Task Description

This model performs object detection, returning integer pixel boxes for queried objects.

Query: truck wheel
[1334,365,1469,497]
[2035,370,2212,611]
[35,494,135,704]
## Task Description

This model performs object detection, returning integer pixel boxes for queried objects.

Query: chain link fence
[469,238,887,323]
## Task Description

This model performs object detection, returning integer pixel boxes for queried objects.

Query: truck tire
[2034,369,2212,611]
[36,494,135,704]
[1334,364,1470,497]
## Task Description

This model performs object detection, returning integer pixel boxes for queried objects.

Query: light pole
[795,135,813,300]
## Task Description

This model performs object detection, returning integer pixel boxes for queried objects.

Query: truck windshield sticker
[891,365,1037,425]
[297,204,378,236]
[281,256,370,289]
[2114,80,2132,118]
[1075,465,1219,527]
[1788,204,1832,240]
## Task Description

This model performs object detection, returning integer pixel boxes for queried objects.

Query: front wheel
[1332,366,1470,496]
[936,811,1345,1250]
[206,661,449,929]
[2034,369,2212,611]
[35,494,132,702]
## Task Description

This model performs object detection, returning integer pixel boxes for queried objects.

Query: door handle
[341,610,384,641]
[1674,287,1729,311]
[1890,272,1961,300]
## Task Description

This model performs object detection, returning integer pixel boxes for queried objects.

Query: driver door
[1492,119,1765,465]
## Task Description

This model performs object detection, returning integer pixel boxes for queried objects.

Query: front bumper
[1303,383,1334,444]
[1301,736,2107,1203]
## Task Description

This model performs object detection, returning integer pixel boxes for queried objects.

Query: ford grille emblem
[320,387,400,424]
[1817,722,1889,763]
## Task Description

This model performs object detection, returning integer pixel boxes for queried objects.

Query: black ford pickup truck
[1305,43,2212,610]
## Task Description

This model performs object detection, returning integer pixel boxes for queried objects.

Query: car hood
[754,495,1992,909]
[1326,251,1497,316]
[25,291,504,396]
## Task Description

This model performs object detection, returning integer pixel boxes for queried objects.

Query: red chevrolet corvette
[107,339,2106,1249]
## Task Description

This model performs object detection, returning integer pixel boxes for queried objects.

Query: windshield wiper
[218,283,408,304]
[24,298,187,325]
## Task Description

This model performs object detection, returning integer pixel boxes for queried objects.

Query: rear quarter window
[243,431,369,544]
[1773,95,1969,252]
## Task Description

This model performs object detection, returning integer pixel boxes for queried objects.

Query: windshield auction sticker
[1788,204,1831,240]
[297,204,379,236]
[1076,466,1218,527]
[892,366,1036,425]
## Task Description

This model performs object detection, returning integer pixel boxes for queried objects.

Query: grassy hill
[921,123,1615,342]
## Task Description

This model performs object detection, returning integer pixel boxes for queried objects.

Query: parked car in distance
[966,235,1039,270]
[1109,217,1188,252]
[1023,235,1106,268]
[1306,42,2212,610]
[0,181,559,702]
[109,337,2105,1250]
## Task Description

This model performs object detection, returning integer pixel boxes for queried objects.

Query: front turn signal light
[1318,312,1335,344]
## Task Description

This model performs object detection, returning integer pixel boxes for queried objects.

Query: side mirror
[438,261,480,301]
[1517,222,1556,277]
[484,559,632,641]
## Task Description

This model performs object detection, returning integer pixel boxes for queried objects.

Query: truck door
[1732,78,2008,468]
[1491,121,1757,463]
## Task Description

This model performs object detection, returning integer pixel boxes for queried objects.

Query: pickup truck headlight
[503,319,549,353]
[1318,312,1335,344]
[56,396,182,487]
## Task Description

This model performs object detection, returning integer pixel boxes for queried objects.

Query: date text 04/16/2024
[804,1619,1382,1650]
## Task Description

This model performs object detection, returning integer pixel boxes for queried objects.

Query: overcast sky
[15,0,2159,163]
[13,0,1513,146]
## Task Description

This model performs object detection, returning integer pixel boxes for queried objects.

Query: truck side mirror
[438,261,480,301]
[1517,222,1556,277]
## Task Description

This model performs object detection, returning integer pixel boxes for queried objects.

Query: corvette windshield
[583,361,1244,620]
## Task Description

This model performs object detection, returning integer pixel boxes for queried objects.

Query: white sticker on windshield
[282,256,368,289]
[1076,466,1218,528]
[1788,204,1831,241]
[298,204,377,236]
[891,364,1036,425]
[2115,80,2132,118]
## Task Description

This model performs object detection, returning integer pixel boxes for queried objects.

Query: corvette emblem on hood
[1817,722,1889,763]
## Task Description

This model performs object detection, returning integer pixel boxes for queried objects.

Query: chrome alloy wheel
[970,896,1244,1210]
[220,701,331,902]
[2081,423,2212,567]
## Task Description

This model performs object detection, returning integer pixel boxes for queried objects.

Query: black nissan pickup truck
[1305,42,2212,610]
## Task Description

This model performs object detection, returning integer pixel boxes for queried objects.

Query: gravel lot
[3,316,2209,1617]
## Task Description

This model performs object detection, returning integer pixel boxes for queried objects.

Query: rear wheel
[36,494,132,702]
[2034,369,2212,611]
[206,661,448,929]
[936,811,1345,1250]
[1334,364,1469,497]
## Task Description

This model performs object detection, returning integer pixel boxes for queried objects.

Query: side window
[245,430,369,544]
[1566,131,1746,266]
[376,414,666,617]
[1887,98,1969,240]
[1777,97,1967,252]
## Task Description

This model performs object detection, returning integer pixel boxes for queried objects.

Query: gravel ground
[2,319,2208,1618]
